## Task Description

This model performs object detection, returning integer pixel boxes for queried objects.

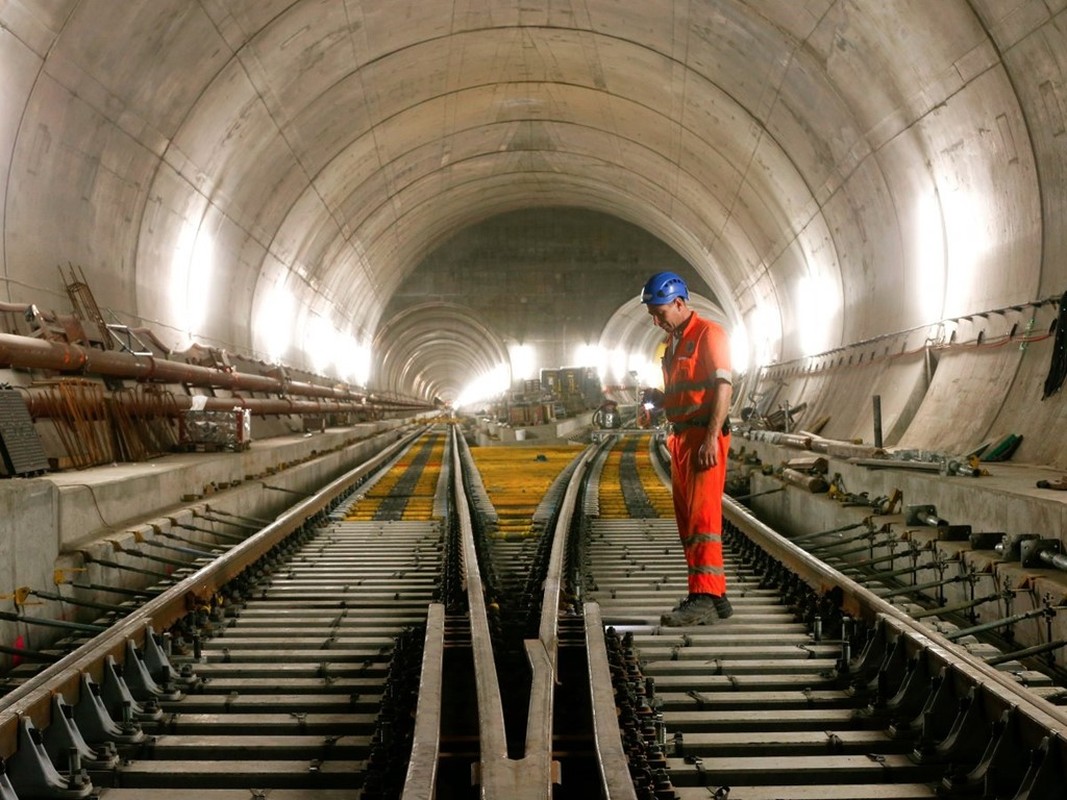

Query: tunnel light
[609,347,628,383]
[332,335,372,386]
[169,222,213,342]
[796,274,839,357]
[257,281,296,362]
[508,343,537,381]
[305,314,340,374]
[730,323,750,374]
[350,341,372,387]
[749,304,781,369]
[574,343,605,372]
[915,191,946,323]
[455,363,511,409]
[941,189,990,314]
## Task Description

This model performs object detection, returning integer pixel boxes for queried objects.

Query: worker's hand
[697,434,719,470]
[641,388,664,409]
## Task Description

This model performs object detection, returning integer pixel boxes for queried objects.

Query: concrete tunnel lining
[0,0,1061,453]
[4,1,1067,770]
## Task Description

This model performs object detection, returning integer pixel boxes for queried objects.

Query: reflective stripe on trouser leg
[669,428,730,595]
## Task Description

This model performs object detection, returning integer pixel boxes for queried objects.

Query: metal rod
[807,532,882,555]
[840,548,906,571]
[790,520,870,545]
[875,573,966,599]
[0,611,107,634]
[114,546,194,570]
[172,522,246,543]
[68,581,159,599]
[79,555,173,580]
[911,592,1001,619]
[946,606,1059,641]
[27,589,136,614]
[856,558,940,582]
[0,644,60,663]
[726,486,786,502]
[194,513,263,532]
[261,484,314,498]
[203,506,274,526]
[985,639,1067,667]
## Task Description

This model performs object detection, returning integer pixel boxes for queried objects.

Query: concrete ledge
[46,420,404,547]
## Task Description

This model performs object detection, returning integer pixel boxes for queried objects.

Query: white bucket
[515,429,526,441]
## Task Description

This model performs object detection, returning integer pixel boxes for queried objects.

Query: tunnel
[2,3,1067,797]
[2,2,1067,793]
[1,0,1062,434]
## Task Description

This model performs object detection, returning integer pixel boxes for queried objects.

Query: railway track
[1,427,1065,799]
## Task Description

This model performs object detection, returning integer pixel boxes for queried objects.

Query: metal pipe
[20,392,369,418]
[985,639,1067,667]
[790,520,870,545]
[0,610,107,634]
[726,486,786,502]
[780,468,828,492]
[0,331,431,410]
[945,606,1058,641]
[912,592,1002,620]
[875,574,965,599]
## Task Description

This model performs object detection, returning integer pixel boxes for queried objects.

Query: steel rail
[722,496,1067,760]
[449,426,509,798]
[584,602,639,800]
[400,602,445,800]
[520,443,597,796]
[0,425,427,758]
[401,427,454,800]
[653,435,1067,763]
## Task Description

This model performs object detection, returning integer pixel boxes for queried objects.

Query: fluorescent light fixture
[257,281,296,362]
[169,221,213,341]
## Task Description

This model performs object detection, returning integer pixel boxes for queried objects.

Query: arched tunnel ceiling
[0,0,1062,401]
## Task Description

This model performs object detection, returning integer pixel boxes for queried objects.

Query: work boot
[660,594,719,626]
[667,593,733,617]
[711,594,734,619]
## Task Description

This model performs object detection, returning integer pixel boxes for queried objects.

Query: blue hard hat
[640,271,689,305]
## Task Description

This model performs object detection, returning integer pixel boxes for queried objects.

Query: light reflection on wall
[455,363,511,409]
[304,314,336,374]
[915,191,947,324]
[795,274,839,357]
[730,321,750,374]
[748,303,781,368]
[257,280,296,362]
[574,343,605,373]
[508,342,537,381]
[941,188,990,314]
[169,221,213,347]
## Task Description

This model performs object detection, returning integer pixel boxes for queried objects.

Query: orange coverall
[662,312,732,596]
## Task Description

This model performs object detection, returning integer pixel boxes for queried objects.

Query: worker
[640,271,734,626]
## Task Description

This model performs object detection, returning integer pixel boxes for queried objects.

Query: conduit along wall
[0,298,432,473]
